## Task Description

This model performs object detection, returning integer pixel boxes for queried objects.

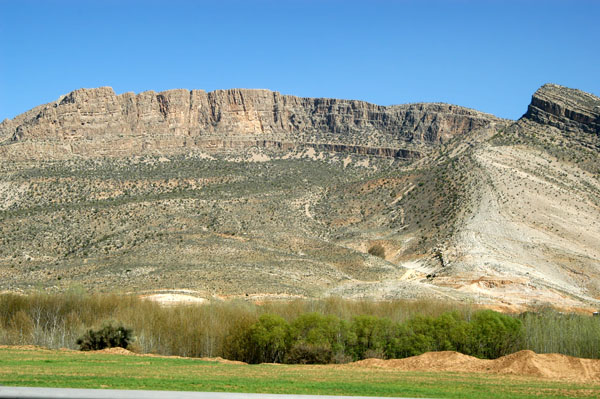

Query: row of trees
[1,292,598,361]
[224,310,523,363]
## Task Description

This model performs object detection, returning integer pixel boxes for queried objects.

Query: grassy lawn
[0,347,598,398]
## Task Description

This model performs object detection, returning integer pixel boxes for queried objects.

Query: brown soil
[95,347,134,355]
[350,350,600,383]
[199,356,247,365]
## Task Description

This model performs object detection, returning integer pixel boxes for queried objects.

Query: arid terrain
[0,83,598,310]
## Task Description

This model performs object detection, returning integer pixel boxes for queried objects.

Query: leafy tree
[390,312,471,358]
[247,314,290,363]
[468,310,524,358]
[286,313,352,363]
[392,316,436,357]
[430,312,471,353]
[349,315,395,360]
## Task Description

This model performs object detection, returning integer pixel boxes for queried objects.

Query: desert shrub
[76,323,134,351]
[285,342,333,364]
[367,244,385,259]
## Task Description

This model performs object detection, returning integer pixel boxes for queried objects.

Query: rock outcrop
[0,87,499,160]
[522,83,600,134]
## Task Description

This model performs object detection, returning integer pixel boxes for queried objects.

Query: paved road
[0,387,428,399]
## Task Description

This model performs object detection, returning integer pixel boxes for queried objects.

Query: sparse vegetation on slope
[0,83,599,308]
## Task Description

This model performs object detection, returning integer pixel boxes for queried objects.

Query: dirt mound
[487,350,600,381]
[94,347,135,355]
[199,356,247,365]
[352,351,480,371]
[350,350,600,382]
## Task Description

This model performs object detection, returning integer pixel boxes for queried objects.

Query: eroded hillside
[0,84,598,310]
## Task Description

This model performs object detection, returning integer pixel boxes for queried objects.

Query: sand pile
[351,350,600,382]
[198,356,246,365]
[95,347,134,355]
[353,351,479,371]
[487,350,600,381]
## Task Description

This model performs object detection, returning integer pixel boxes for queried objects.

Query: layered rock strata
[523,83,600,134]
[0,87,499,160]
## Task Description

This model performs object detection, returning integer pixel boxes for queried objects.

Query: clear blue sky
[1,0,598,121]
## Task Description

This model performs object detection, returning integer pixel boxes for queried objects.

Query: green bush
[468,310,524,358]
[349,315,395,360]
[221,317,256,363]
[393,316,436,357]
[246,314,290,364]
[428,312,471,353]
[76,323,134,351]
[288,313,352,360]
[390,312,470,358]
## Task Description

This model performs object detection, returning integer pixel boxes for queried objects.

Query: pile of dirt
[199,356,247,365]
[487,350,600,381]
[352,351,479,372]
[350,350,600,382]
[94,347,135,355]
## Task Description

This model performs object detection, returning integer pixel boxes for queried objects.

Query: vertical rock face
[0,87,500,159]
[522,83,600,134]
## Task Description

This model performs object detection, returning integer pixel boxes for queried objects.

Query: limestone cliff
[0,87,499,160]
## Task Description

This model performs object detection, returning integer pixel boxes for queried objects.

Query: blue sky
[1,0,598,121]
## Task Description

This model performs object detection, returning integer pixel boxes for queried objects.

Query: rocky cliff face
[523,84,600,134]
[0,87,499,160]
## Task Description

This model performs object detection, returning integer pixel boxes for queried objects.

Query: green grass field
[0,347,597,399]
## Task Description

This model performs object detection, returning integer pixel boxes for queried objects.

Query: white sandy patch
[142,293,207,305]
[343,156,352,168]
[304,203,313,219]
[249,152,271,162]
